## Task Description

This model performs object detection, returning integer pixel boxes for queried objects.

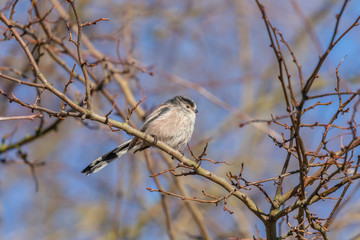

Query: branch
[67,0,92,112]
[0,113,42,121]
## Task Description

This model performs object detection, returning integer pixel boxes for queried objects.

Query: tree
[1,0,360,239]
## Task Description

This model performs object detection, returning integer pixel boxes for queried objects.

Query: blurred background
[1,0,360,239]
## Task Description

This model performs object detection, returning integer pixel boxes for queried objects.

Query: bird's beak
[195,110,198,113]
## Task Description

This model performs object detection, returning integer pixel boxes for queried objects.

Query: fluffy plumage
[82,96,197,175]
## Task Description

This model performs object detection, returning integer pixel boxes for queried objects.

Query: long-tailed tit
[82,96,198,175]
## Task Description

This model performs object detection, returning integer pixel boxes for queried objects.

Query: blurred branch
[82,17,109,27]
[0,113,42,121]
[290,0,322,55]
[161,152,212,239]
[144,151,175,240]
[0,118,63,154]
[17,149,44,192]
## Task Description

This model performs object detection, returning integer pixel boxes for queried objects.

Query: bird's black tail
[81,140,131,175]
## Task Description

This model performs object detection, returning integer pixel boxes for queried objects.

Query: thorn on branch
[61,63,76,111]
[66,22,77,46]
[106,122,121,132]
[105,96,119,124]
[126,97,147,122]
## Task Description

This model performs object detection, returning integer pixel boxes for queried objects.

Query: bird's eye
[186,105,190,108]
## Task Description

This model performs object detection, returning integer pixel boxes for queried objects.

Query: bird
[81,96,198,175]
